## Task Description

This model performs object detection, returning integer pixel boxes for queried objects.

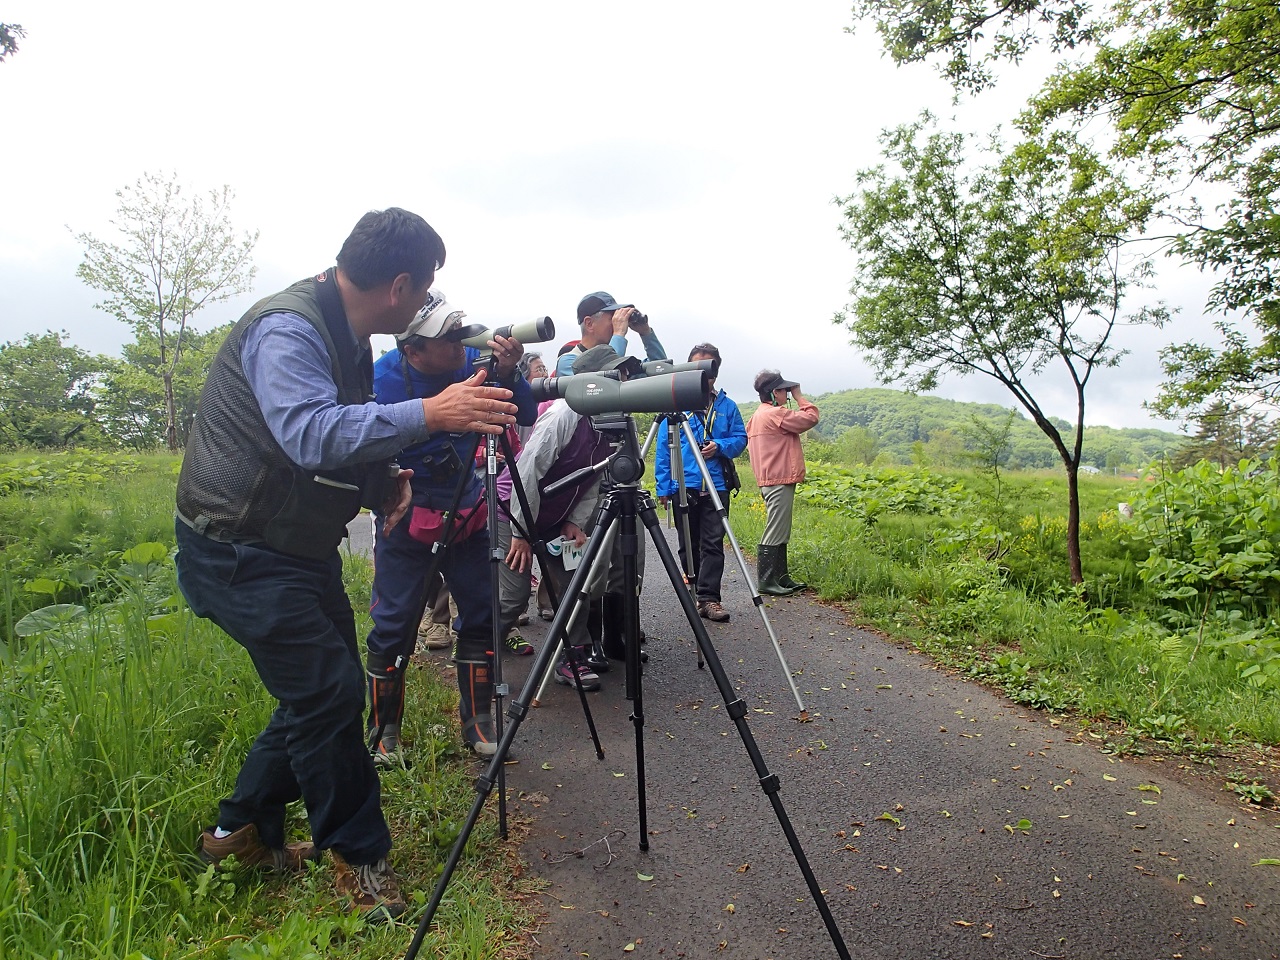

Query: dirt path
[351,519,1280,959]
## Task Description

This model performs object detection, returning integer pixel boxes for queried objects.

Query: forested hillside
[737,388,1185,471]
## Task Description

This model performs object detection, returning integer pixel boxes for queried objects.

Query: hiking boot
[553,660,601,691]
[698,601,730,623]
[517,611,531,626]
[539,606,555,621]
[417,618,451,651]
[503,630,534,656]
[198,824,316,873]
[330,851,405,923]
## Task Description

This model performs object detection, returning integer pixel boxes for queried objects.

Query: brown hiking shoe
[198,824,316,873]
[699,601,730,622]
[331,851,406,923]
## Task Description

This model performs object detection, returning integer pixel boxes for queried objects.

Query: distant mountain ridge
[737,387,1185,471]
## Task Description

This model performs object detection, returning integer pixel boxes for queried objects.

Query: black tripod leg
[635,493,853,960]
[614,486,650,850]
[403,498,624,960]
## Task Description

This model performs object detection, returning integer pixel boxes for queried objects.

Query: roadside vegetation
[0,452,535,960]
[729,457,1280,808]
[3,442,1278,957]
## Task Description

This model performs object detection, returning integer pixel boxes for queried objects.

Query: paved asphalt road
[349,515,1280,960]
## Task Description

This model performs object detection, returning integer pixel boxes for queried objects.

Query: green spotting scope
[528,369,710,415]
[639,358,718,378]
[449,316,555,350]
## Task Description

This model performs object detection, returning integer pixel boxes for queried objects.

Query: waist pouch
[408,499,488,547]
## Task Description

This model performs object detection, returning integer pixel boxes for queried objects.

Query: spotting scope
[449,317,555,350]
[528,369,710,416]
[639,358,718,378]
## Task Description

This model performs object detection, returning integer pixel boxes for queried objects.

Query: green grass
[728,464,1280,754]
[0,453,536,960]
[4,448,1277,958]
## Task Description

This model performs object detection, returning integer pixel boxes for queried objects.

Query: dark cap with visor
[755,372,799,398]
[576,291,634,323]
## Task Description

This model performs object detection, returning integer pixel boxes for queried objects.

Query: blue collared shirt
[241,312,429,472]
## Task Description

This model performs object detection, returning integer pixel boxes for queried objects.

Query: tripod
[367,351,609,838]
[403,413,851,960]
[643,413,809,716]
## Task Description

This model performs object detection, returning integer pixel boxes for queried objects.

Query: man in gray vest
[174,208,518,922]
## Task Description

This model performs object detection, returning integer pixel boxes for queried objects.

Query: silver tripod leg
[679,419,808,717]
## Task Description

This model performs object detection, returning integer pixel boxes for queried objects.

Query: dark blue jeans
[366,513,494,665]
[174,521,390,864]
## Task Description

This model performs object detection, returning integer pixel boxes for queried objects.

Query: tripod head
[591,413,645,485]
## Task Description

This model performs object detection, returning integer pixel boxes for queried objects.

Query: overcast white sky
[1,0,1218,432]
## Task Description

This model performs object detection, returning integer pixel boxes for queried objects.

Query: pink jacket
[746,399,820,486]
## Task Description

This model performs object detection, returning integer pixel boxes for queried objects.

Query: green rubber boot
[757,544,799,597]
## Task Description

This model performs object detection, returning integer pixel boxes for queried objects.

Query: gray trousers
[759,483,796,546]
[496,519,590,650]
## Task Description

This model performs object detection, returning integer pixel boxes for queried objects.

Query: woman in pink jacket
[745,370,820,595]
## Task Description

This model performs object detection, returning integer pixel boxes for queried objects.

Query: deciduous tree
[75,172,257,451]
[0,22,24,63]
[93,324,231,450]
[0,331,112,448]
[848,0,1280,420]
[835,116,1167,582]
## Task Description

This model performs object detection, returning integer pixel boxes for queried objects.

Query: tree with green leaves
[75,172,258,451]
[93,323,232,450]
[835,116,1167,583]
[0,331,113,449]
[848,0,1280,421]
[835,424,881,466]
[960,408,1017,501]
[0,22,24,63]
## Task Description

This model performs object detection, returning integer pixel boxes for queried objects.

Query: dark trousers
[673,489,729,604]
[366,513,493,664]
[174,521,390,864]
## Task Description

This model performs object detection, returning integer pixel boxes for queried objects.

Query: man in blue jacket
[366,290,538,759]
[655,343,747,622]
